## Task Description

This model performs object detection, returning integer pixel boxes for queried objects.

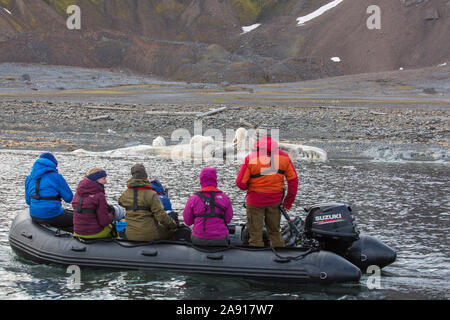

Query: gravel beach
[0,100,448,161]
[0,63,449,161]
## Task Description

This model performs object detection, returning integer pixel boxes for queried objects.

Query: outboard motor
[304,203,359,255]
[303,203,396,271]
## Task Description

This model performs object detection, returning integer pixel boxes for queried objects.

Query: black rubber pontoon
[9,212,361,284]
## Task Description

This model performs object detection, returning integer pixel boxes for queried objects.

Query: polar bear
[152,136,166,147]
[233,127,248,145]
[190,135,215,147]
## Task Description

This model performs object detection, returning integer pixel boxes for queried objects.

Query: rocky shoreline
[0,99,448,161]
[0,63,448,162]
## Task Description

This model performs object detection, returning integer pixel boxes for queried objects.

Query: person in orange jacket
[236,136,298,247]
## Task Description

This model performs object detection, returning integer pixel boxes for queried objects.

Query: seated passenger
[183,168,233,246]
[150,179,173,213]
[25,153,74,231]
[72,168,119,239]
[119,164,178,241]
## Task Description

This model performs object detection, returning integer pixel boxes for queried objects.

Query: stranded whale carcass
[72,128,328,162]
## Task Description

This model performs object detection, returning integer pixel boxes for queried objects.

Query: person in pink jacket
[183,168,233,246]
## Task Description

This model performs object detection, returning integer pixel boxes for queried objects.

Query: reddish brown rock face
[0,0,448,84]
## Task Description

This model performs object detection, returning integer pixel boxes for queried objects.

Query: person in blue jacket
[151,179,173,213]
[25,153,74,230]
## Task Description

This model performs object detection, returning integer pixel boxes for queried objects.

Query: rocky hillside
[0,0,448,84]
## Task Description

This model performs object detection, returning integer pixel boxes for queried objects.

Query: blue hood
[29,158,58,180]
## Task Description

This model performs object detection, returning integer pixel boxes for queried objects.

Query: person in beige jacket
[119,164,177,241]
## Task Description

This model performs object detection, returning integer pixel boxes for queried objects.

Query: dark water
[0,150,448,300]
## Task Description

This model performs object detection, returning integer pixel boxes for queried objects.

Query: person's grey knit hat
[131,164,148,180]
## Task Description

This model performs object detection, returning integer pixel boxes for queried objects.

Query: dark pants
[246,202,285,247]
[32,209,74,232]
[191,235,229,247]
[173,226,192,242]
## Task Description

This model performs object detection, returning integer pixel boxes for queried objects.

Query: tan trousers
[246,202,285,247]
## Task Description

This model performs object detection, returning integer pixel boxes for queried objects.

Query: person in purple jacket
[183,168,233,246]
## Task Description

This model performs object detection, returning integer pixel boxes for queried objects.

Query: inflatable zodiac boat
[9,204,395,284]
[9,211,361,284]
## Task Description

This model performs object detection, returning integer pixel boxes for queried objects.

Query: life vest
[30,176,62,201]
[194,191,227,231]
[123,186,161,231]
[124,186,154,212]
[247,150,292,194]
[73,196,96,214]
[249,151,285,178]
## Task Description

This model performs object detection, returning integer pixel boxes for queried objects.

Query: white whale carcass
[72,135,218,160]
[72,129,327,162]
[278,143,328,162]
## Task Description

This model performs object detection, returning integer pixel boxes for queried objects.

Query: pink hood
[200,168,218,188]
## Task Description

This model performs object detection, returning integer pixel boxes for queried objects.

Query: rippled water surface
[0,150,448,300]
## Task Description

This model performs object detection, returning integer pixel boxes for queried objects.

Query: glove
[168,211,179,227]
[112,205,125,221]
[282,202,292,211]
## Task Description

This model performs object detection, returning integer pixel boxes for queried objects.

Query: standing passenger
[236,137,298,247]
